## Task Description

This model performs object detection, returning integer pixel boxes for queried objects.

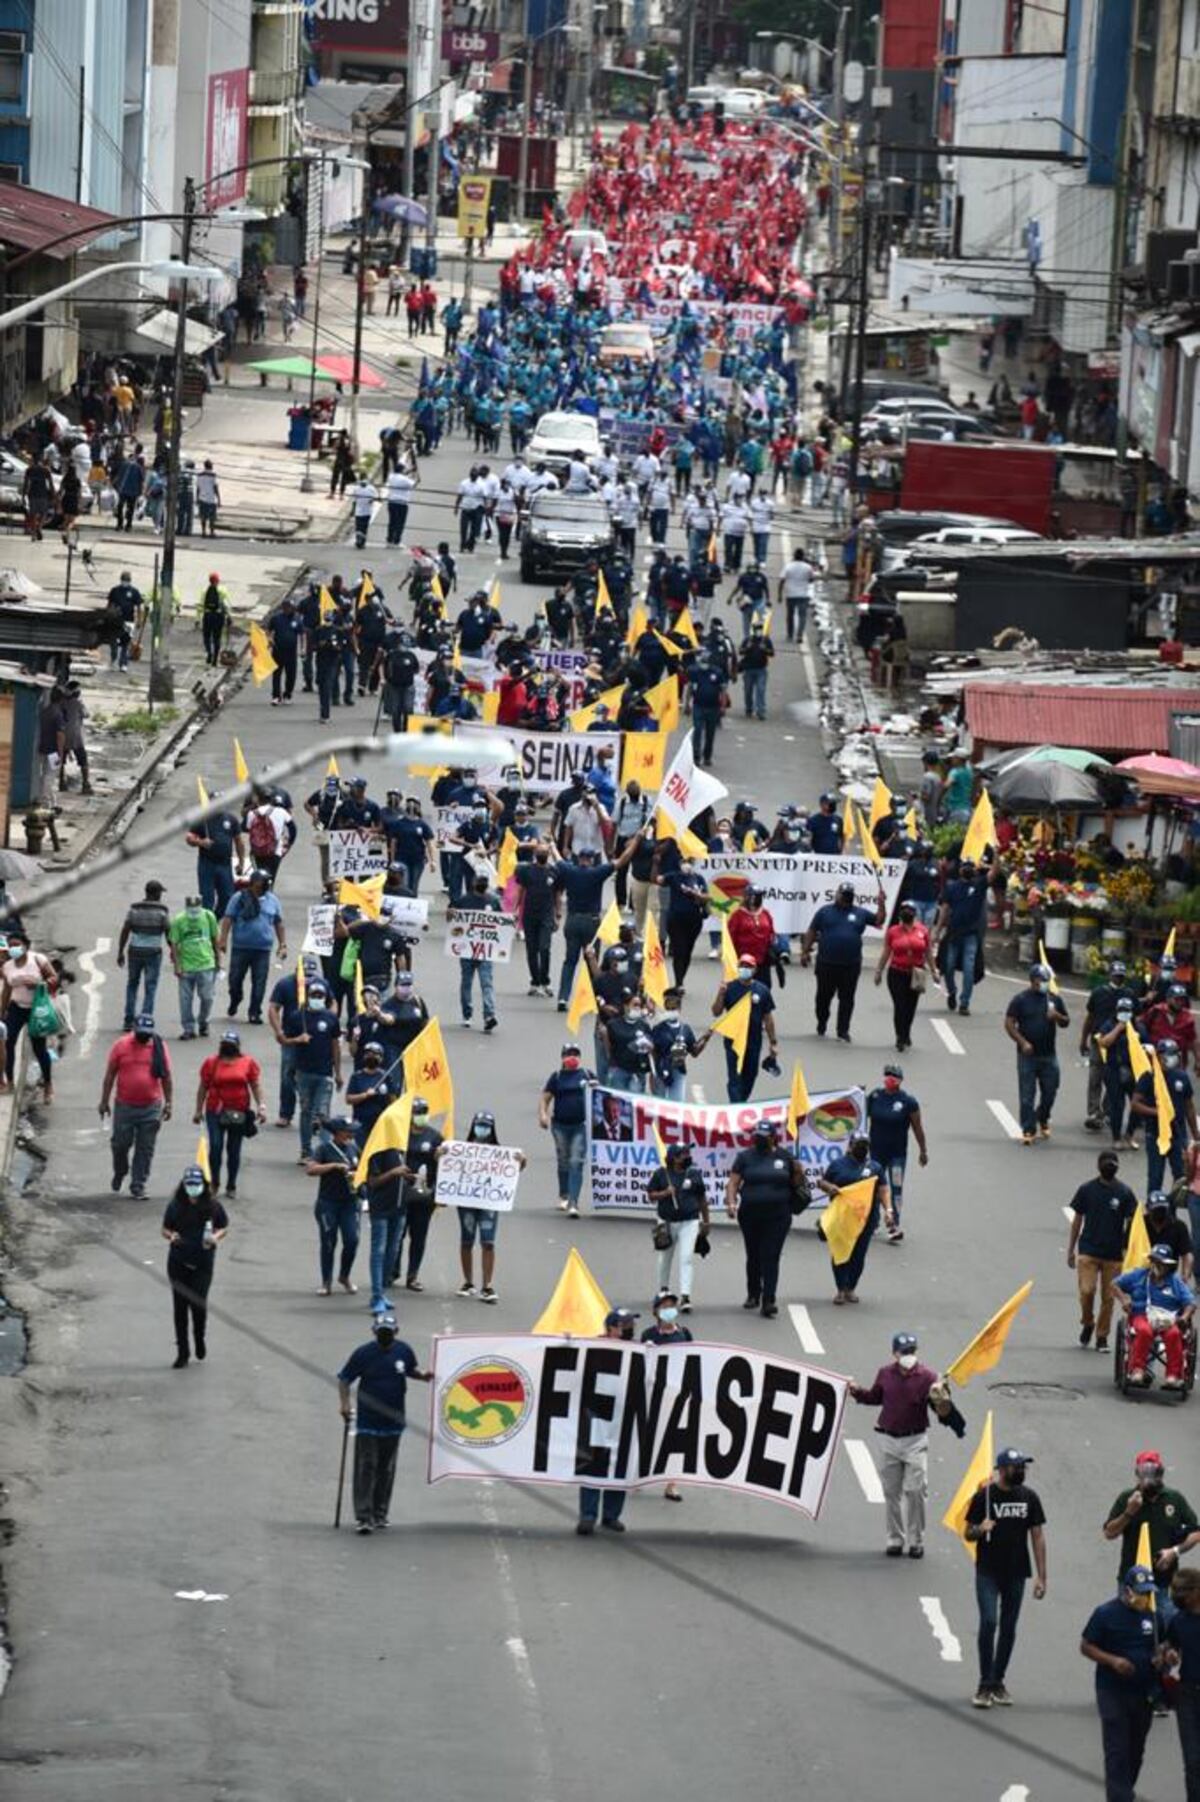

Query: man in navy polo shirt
[807,792,844,855]
[1005,962,1070,1145]
[280,978,342,1159]
[554,838,641,1009]
[267,595,303,705]
[337,1313,433,1533]
[1080,1565,1160,1797]
[800,879,885,1043]
[936,856,989,1016]
[186,803,245,918]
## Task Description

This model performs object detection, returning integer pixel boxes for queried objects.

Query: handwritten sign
[435,805,475,848]
[328,828,386,879]
[302,904,337,957]
[380,894,429,933]
[435,1140,523,1212]
[444,909,516,963]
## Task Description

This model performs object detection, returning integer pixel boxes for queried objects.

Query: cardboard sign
[302,904,337,958]
[434,1140,523,1212]
[444,909,516,962]
[328,828,386,879]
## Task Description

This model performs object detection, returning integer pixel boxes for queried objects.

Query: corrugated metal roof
[966,683,1200,752]
[0,181,117,260]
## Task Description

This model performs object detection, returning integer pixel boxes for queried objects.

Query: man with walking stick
[336,1312,433,1533]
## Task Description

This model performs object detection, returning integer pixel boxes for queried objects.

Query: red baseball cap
[1135,1449,1164,1468]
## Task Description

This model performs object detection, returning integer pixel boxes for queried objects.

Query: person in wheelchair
[1115,1244,1196,1390]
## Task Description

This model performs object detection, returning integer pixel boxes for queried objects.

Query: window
[0,163,22,182]
[0,31,26,107]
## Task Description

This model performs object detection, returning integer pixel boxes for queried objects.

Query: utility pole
[154,174,195,705]
[829,4,848,264]
[349,196,369,457]
[516,38,533,225]
[846,180,872,493]
[300,153,327,494]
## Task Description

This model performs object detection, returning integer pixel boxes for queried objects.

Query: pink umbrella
[316,354,387,390]
[1114,752,1200,797]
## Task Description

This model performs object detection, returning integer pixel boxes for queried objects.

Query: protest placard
[379,895,429,933]
[435,805,474,848]
[532,648,589,710]
[328,828,387,880]
[302,904,336,958]
[444,909,516,962]
[698,852,905,937]
[453,724,622,796]
[434,1140,523,1212]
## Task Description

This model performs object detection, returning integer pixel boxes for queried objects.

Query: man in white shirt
[612,480,640,557]
[592,442,619,486]
[564,788,610,857]
[529,465,559,494]
[478,465,500,541]
[647,474,672,545]
[197,460,221,538]
[725,467,751,505]
[778,552,815,641]
[504,455,534,499]
[749,491,773,562]
[720,498,749,571]
[351,474,378,550]
[632,450,660,501]
[687,490,716,564]
[385,464,416,546]
[564,451,596,494]
[455,469,485,551]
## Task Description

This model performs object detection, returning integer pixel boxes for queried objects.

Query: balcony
[249,66,301,109]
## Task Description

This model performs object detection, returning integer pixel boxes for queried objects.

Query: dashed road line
[844,1438,885,1504]
[999,1787,1030,1801]
[77,936,112,1062]
[987,1099,1024,1141]
[919,1596,963,1662]
[929,1018,965,1056]
[788,1303,825,1355]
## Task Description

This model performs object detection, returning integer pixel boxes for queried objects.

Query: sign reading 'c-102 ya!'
[428,1335,849,1517]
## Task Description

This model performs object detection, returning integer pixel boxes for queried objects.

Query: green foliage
[931,822,965,857]
[110,706,179,737]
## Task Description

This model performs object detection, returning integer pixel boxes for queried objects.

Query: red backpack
[247,809,277,861]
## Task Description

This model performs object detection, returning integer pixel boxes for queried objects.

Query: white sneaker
[707,945,719,959]
[558,1198,570,1211]
[568,1204,579,1218]
[479,1286,498,1304]
[457,1282,476,1298]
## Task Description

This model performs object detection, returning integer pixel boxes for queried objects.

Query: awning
[0,179,117,259]
[965,682,1200,753]
[131,309,222,355]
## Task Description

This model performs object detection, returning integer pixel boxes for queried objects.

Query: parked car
[527,409,602,475]
[908,524,1046,552]
[872,510,1028,572]
[520,491,614,581]
[721,87,768,118]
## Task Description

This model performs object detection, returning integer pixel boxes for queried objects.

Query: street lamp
[296,148,371,495]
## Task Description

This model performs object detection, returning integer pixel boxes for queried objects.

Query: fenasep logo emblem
[439,1357,533,1447]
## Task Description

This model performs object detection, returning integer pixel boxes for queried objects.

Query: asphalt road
[0,426,1193,1802]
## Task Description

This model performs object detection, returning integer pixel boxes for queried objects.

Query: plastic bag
[29,982,62,1038]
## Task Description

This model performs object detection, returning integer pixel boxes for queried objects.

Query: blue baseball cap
[892,1332,918,1354]
[604,1307,640,1329]
[1123,1565,1157,1595]
[996,1447,1033,1469]
[134,1013,155,1032]
[182,1165,206,1185]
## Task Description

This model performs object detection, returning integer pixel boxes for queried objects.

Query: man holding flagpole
[849,1332,960,1559]
[964,1447,1047,1708]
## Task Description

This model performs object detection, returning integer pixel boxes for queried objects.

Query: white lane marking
[77,936,112,1062]
[987,1099,1024,1141]
[788,1303,825,1355]
[930,1018,965,1056]
[919,1596,963,1663]
[844,1438,885,1504]
[999,1788,1030,1801]
[479,1479,556,1800]
[175,1590,228,1602]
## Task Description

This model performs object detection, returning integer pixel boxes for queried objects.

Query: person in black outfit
[268,595,303,704]
[965,1447,1047,1708]
[298,581,323,692]
[312,618,345,724]
[801,879,886,1043]
[656,859,710,985]
[725,1120,806,1317]
[200,576,228,666]
[515,846,558,995]
[161,1164,229,1367]
[387,1096,443,1290]
[307,1115,360,1295]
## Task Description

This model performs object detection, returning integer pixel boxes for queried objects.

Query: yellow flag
[711,991,752,1071]
[531,1247,611,1337]
[854,803,882,871]
[650,1115,668,1166]
[625,601,649,649]
[596,899,622,947]
[1151,1046,1176,1156]
[360,570,375,600]
[620,729,668,790]
[761,607,773,639]
[706,530,719,564]
[233,738,250,785]
[295,954,307,1009]
[842,793,856,849]
[595,569,614,615]
[1135,1520,1156,1607]
[401,1017,454,1140]
[643,911,669,1008]
[744,830,758,854]
[868,776,891,829]
[1123,1204,1152,1273]
[567,958,597,1034]
[430,571,445,610]
[1164,926,1177,961]
[327,754,340,779]
[196,774,210,811]
[786,1061,811,1139]
[481,690,501,725]
[719,914,739,981]
[1126,1022,1152,1082]
[821,1174,876,1265]
[353,1092,414,1188]
[1037,938,1061,995]
[644,673,680,731]
[942,1410,994,1557]
[652,627,685,664]
[496,828,518,886]
[451,637,462,672]
[569,681,626,734]
[318,585,337,622]
[247,622,276,684]
[961,788,996,864]
[353,953,365,1016]
[904,805,918,839]
[338,874,385,921]
[195,1129,212,1185]
[488,576,501,613]
[673,606,699,648]
[656,807,707,860]
[946,1281,1034,1386]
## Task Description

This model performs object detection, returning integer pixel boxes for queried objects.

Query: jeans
[558,912,600,1003]
[1147,1129,1186,1193]
[317,658,339,721]
[394,1197,435,1283]
[877,1152,908,1218]
[460,959,496,1022]
[197,859,234,917]
[276,1041,297,1121]
[610,1068,646,1095]
[551,1122,586,1205]
[111,1100,163,1193]
[752,530,769,562]
[579,1485,626,1525]
[1096,1687,1153,1802]
[123,948,162,1025]
[1176,1681,1200,1802]
[295,1071,334,1157]
[943,932,978,1008]
[724,1041,761,1103]
[881,1431,927,1549]
[815,959,861,1038]
[369,1212,403,1310]
[315,1195,360,1286]
[975,1570,1025,1685]
[656,1217,701,1296]
[524,916,553,987]
[459,507,482,551]
[785,594,809,639]
[205,1114,246,1190]
[692,705,719,764]
[656,1069,688,1101]
[833,1198,879,1293]
[178,968,216,1036]
[650,507,668,543]
[738,1201,791,1304]
[386,501,409,545]
[353,1431,401,1526]
[742,667,767,718]
[1016,1052,1060,1135]
[228,945,270,1019]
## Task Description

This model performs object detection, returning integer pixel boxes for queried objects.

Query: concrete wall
[954,55,1063,258]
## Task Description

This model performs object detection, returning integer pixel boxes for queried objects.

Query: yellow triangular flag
[531,1247,611,1337]
[567,958,597,1034]
[644,673,680,732]
[195,1129,212,1185]
[904,805,918,839]
[625,601,649,649]
[196,774,210,811]
[569,681,626,734]
[642,910,669,1008]
[744,830,758,854]
[401,1017,454,1140]
[1123,1203,1152,1273]
[719,915,739,981]
[961,788,996,864]
[1126,1021,1152,1082]
[656,808,707,860]
[650,1116,668,1166]
[868,776,892,829]
[353,1091,414,1188]
[295,954,307,1010]
[488,576,502,613]
[233,738,250,785]
[596,899,622,947]
[481,690,501,725]
[786,1061,811,1139]
[946,1281,1034,1387]
[248,621,276,684]
[652,627,685,664]
[360,570,375,599]
[620,729,667,790]
[854,803,882,871]
[338,874,386,921]
[943,1410,994,1557]
[496,828,518,886]
[451,637,462,672]
[354,953,365,1016]
[1151,1046,1177,1156]
[1164,926,1178,961]
[327,755,340,779]
[673,606,699,648]
[1135,1520,1156,1608]
[711,990,752,1071]
[842,793,856,849]
[430,571,445,609]
[318,585,336,622]
[821,1174,876,1265]
[1037,938,1061,995]
[595,568,614,615]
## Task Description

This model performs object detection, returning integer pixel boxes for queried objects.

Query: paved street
[0,407,1189,1802]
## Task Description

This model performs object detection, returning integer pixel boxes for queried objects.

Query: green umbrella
[245,355,339,381]
[1025,745,1113,772]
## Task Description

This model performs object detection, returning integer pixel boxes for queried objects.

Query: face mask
[1030,979,1046,993]
[661,1012,680,1028]
[1137,1470,1164,1493]
[1001,1466,1026,1487]
[134,1031,153,1045]
[658,1307,679,1325]
[186,904,203,918]
[1100,1162,1119,1181]
[897,1354,917,1372]
[883,1076,901,1092]
[364,1059,382,1072]
[562,1055,581,1070]
[184,1182,206,1199]
[472,1126,491,1141]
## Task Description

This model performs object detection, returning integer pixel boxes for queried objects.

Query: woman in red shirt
[193,1028,266,1199]
[728,887,777,986]
[874,900,936,1051]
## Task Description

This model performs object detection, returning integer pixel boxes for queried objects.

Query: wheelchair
[1113,1309,1197,1400]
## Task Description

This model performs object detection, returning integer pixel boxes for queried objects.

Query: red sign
[442,26,499,63]
[205,69,248,209]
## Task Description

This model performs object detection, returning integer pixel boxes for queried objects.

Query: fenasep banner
[698,853,906,938]
[428,1333,848,1517]
[452,723,622,796]
[587,1085,865,1213]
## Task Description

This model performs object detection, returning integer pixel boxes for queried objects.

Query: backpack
[248,809,278,860]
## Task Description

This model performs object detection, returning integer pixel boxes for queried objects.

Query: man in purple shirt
[849,1331,955,1559]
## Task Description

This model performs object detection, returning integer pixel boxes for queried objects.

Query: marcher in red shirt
[1144,987,1198,1070]
[497,669,530,726]
[99,1014,173,1198]
[727,887,776,984]
[193,1028,266,1200]
[874,900,935,1050]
